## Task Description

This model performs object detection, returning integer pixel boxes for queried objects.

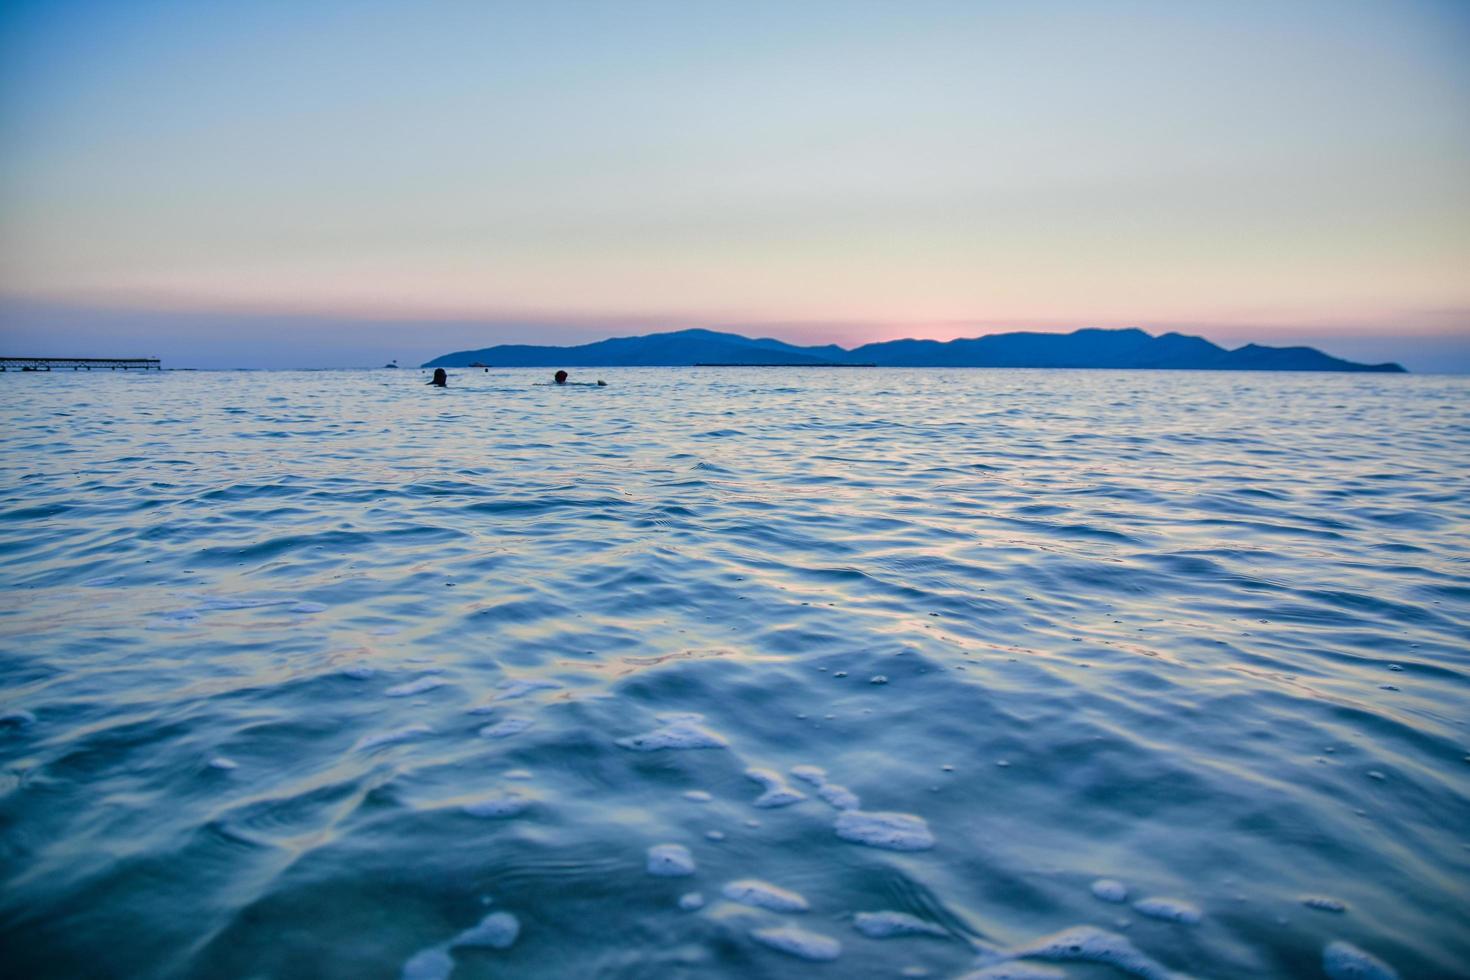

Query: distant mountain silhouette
[424,327,1405,372]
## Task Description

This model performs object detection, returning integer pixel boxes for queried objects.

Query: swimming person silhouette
[549,369,607,387]
[428,368,447,387]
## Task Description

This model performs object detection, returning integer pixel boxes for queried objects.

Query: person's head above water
[428,368,447,387]
[554,370,568,384]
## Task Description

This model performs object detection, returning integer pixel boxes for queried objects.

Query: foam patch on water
[679,892,705,911]
[1323,941,1399,980]
[208,756,239,770]
[722,879,809,912]
[684,790,713,802]
[1009,926,1179,980]
[343,665,376,680]
[400,946,452,980]
[479,717,533,738]
[818,783,860,810]
[1132,897,1201,924]
[355,724,432,751]
[745,768,806,808]
[452,910,520,949]
[835,810,934,850]
[647,843,696,876]
[853,911,947,939]
[1091,879,1128,903]
[386,676,447,697]
[790,764,860,810]
[463,792,532,818]
[616,713,728,751]
[791,765,827,785]
[493,679,562,701]
[958,966,1066,980]
[504,769,534,780]
[751,927,841,961]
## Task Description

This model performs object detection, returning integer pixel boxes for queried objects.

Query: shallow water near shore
[1,366,1467,979]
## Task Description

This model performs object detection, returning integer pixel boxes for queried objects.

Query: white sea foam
[834,810,934,850]
[355,724,432,751]
[1132,897,1201,924]
[386,676,447,697]
[745,767,806,808]
[400,946,452,980]
[452,911,520,949]
[817,783,860,810]
[1091,879,1129,903]
[958,966,1066,980]
[852,911,946,939]
[479,717,533,738]
[208,756,239,770]
[616,713,728,751]
[679,892,705,911]
[684,790,713,802]
[1323,940,1399,980]
[504,769,534,780]
[750,927,841,961]
[1009,926,1180,979]
[647,843,696,876]
[790,764,860,810]
[462,792,532,818]
[790,765,827,785]
[722,879,808,912]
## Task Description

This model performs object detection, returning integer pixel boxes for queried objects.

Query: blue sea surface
[1,367,1467,979]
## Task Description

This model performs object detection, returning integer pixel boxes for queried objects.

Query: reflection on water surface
[1,367,1466,979]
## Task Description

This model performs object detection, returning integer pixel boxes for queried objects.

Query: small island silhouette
[425,327,1404,372]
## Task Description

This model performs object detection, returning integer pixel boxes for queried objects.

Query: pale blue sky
[2,0,1468,368]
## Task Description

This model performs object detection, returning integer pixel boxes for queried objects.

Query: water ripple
[1,367,1467,978]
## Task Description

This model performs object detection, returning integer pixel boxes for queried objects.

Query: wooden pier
[1,356,161,372]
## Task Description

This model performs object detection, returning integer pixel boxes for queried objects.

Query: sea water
[0,366,1466,979]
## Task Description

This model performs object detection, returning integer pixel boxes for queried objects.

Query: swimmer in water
[427,368,447,387]
[551,370,608,387]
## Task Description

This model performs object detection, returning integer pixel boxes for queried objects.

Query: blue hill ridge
[424,327,1405,372]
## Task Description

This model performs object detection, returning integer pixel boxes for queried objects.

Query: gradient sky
[2,0,1468,369]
